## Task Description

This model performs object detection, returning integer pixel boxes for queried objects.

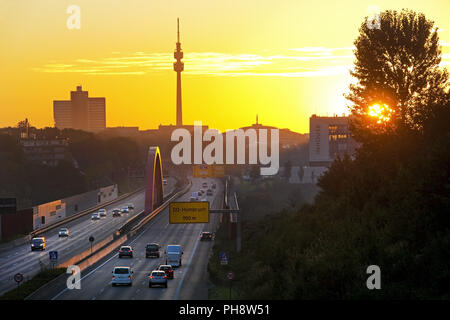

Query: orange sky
[0,0,449,133]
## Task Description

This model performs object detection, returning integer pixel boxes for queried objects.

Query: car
[163,179,168,185]
[121,206,129,214]
[112,266,133,286]
[158,265,174,279]
[31,237,46,251]
[58,228,69,237]
[149,270,167,288]
[200,231,213,241]
[190,196,197,202]
[212,183,216,189]
[112,208,121,217]
[91,212,100,220]
[119,246,133,258]
[145,243,161,258]
[206,189,213,196]
[202,182,208,188]
[127,203,134,210]
[201,198,208,202]
[98,209,107,217]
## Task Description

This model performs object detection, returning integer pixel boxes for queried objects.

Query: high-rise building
[309,115,357,167]
[87,97,106,132]
[53,101,72,130]
[300,115,358,183]
[53,86,106,132]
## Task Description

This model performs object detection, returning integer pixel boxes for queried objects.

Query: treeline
[208,9,450,299]
[0,127,145,207]
[209,101,449,299]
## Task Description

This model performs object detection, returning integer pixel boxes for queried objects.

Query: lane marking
[51,208,165,300]
[174,228,201,300]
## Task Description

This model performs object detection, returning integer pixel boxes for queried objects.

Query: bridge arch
[144,146,164,213]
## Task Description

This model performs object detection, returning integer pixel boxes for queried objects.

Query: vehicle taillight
[163,275,167,279]
[150,276,154,279]
[128,276,131,279]
[112,276,115,279]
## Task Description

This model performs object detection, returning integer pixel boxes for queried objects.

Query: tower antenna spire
[177,18,180,43]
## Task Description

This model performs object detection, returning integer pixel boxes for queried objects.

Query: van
[31,237,46,251]
[165,245,183,267]
[146,243,161,258]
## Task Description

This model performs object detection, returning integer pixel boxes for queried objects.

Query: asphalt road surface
[0,178,176,296]
[51,177,222,300]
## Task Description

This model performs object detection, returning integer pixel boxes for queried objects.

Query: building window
[41,216,45,224]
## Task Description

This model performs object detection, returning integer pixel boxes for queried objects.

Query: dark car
[206,189,213,196]
[145,243,160,258]
[158,264,174,279]
[212,183,216,189]
[200,232,213,241]
[119,246,133,258]
[112,208,121,217]
[31,237,46,251]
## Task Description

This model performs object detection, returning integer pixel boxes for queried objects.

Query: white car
[98,209,107,217]
[58,228,69,237]
[121,207,129,214]
[149,270,168,288]
[91,212,100,220]
[163,179,168,185]
[111,266,133,286]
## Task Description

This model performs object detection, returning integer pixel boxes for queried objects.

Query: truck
[165,245,183,267]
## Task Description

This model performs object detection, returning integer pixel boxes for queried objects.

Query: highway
[0,178,176,296]
[51,177,222,300]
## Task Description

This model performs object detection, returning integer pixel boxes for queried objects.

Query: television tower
[174,18,184,127]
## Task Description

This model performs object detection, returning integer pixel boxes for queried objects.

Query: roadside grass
[0,268,65,300]
[209,284,239,300]
[208,211,245,300]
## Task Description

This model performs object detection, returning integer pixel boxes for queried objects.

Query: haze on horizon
[0,0,449,133]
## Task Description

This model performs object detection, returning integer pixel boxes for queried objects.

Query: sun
[367,103,394,124]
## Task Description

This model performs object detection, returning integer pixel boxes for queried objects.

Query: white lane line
[51,211,163,300]
[174,229,201,300]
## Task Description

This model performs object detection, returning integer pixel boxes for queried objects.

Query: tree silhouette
[346,9,449,139]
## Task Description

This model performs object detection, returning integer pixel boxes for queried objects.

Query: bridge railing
[116,180,191,235]
[29,186,146,238]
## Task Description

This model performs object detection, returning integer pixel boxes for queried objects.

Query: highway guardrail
[29,186,146,238]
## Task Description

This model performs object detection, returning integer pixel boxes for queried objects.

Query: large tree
[346,9,449,138]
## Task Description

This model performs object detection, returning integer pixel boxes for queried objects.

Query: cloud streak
[33,43,449,77]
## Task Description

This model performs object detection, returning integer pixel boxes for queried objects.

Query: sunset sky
[1,0,449,133]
